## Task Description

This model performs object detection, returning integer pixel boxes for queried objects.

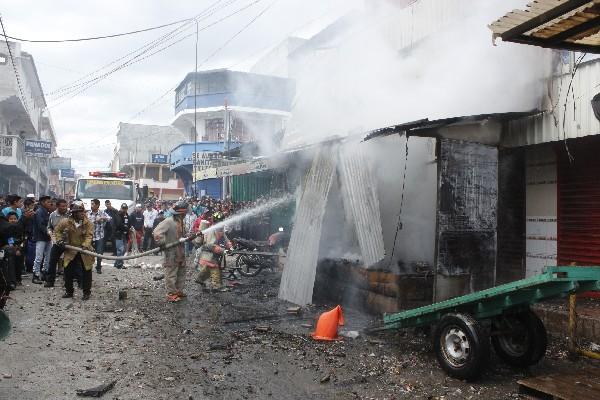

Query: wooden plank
[518,369,600,400]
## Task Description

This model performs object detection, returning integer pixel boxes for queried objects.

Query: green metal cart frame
[381,266,600,380]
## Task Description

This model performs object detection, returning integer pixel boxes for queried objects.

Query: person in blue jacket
[31,196,53,284]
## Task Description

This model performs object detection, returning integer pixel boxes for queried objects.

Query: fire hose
[62,234,198,261]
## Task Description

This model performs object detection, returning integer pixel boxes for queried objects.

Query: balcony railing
[0,135,48,181]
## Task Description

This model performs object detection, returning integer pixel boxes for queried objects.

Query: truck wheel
[433,313,490,381]
[491,310,547,367]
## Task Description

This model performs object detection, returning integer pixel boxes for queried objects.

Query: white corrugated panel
[338,143,385,267]
[278,146,337,305]
[503,59,600,147]
[382,0,470,51]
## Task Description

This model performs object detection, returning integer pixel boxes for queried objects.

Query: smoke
[283,0,551,148]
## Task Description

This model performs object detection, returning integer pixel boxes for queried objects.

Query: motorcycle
[230,229,288,277]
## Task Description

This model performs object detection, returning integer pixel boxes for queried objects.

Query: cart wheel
[236,255,261,277]
[491,310,547,367]
[433,313,490,381]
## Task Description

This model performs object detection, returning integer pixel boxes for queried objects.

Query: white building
[0,40,57,196]
[110,123,186,200]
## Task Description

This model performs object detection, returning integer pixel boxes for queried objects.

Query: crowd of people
[0,192,284,304]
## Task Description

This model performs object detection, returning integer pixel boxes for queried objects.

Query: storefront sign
[24,140,52,157]
[192,151,222,169]
[50,157,71,170]
[59,168,75,180]
[151,154,168,164]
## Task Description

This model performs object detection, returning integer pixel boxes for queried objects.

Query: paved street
[0,255,596,399]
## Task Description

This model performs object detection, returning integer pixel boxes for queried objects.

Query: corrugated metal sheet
[382,0,469,51]
[231,173,272,202]
[278,146,337,305]
[503,59,600,147]
[525,146,557,277]
[557,137,600,264]
[489,0,600,53]
[338,143,385,267]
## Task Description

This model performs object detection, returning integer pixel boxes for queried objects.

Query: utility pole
[192,19,199,198]
[223,101,231,199]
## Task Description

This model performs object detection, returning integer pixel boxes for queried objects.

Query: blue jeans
[33,240,52,276]
[114,239,125,268]
[93,238,105,271]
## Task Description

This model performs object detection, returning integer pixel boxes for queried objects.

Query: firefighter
[54,201,95,300]
[194,219,231,292]
[153,201,190,302]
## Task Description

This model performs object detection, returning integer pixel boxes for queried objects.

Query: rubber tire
[491,310,547,367]
[236,255,261,277]
[433,313,490,381]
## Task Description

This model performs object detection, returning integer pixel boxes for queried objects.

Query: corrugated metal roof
[489,0,600,53]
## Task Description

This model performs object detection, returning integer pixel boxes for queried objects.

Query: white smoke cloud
[284,0,552,148]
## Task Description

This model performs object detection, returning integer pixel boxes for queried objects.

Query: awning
[489,0,600,53]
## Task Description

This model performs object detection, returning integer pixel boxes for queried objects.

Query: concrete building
[110,123,186,200]
[250,0,600,311]
[0,41,57,196]
[169,69,294,197]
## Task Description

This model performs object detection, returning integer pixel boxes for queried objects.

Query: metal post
[223,103,231,199]
[192,19,199,198]
[568,293,577,356]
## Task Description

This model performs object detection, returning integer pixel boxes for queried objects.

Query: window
[0,54,7,65]
[205,118,225,141]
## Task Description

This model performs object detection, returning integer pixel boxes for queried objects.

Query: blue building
[169,69,294,198]
[169,141,241,198]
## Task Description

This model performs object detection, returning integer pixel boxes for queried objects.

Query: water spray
[63,194,296,260]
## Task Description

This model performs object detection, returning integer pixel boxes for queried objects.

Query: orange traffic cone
[311,305,345,341]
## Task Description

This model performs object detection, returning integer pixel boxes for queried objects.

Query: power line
[1,17,193,43]
[0,14,30,115]
[58,0,276,152]
[45,0,234,97]
[47,0,264,109]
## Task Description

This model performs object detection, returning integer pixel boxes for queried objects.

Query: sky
[2,0,360,174]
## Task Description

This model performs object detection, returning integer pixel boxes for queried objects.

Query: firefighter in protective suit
[194,219,231,291]
[54,201,95,300]
[153,201,189,302]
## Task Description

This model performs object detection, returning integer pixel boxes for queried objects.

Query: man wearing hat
[32,196,53,284]
[54,201,95,300]
[153,201,191,302]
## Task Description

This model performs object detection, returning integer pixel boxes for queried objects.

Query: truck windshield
[76,179,134,201]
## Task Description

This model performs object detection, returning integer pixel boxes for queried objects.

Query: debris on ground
[75,380,116,397]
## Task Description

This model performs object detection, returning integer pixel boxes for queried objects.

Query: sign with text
[24,140,52,157]
[50,157,71,170]
[151,154,168,164]
[192,151,222,169]
[59,168,75,180]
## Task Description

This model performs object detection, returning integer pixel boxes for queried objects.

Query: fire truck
[75,171,142,211]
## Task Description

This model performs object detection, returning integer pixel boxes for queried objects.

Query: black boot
[44,281,54,288]
[96,268,102,274]
[82,292,91,301]
[62,292,73,298]
[32,275,43,284]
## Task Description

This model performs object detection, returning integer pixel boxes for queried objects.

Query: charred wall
[496,148,526,284]
[435,139,498,300]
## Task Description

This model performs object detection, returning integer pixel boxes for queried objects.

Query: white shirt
[143,208,158,228]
